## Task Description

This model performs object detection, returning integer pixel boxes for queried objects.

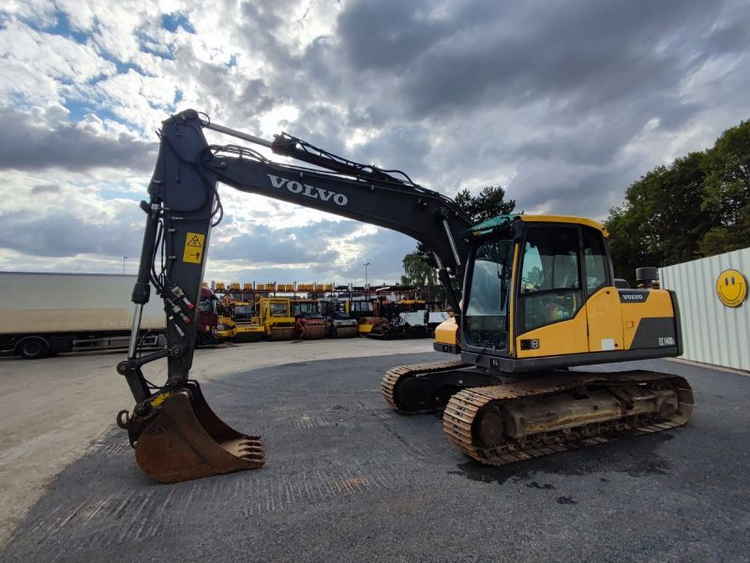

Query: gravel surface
[2,354,748,563]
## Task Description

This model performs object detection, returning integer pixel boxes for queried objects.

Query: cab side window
[519,227,582,333]
[582,227,609,295]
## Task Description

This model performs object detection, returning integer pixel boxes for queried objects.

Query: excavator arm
[116,109,471,482]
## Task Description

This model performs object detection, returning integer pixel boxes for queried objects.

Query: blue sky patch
[162,12,195,34]
[24,8,90,44]
[65,101,123,125]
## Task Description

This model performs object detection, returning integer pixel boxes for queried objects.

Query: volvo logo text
[267,175,349,206]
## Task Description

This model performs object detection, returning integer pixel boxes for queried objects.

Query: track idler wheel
[118,381,264,483]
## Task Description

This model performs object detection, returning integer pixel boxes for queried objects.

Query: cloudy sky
[1,0,749,286]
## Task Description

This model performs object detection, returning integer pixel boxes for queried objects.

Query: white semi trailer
[0,272,166,359]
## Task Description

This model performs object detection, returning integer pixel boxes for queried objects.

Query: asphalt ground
[0,338,429,543]
[2,354,749,563]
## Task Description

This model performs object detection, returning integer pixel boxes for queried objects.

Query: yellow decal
[183,232,205,264]
[716,269,747,308]
[151,392,172,408]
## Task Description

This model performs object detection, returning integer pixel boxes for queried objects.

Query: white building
[660,247,749,371]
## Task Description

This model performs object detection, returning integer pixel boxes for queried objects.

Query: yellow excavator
[116,110,693,483]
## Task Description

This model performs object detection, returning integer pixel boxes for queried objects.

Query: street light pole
[122,256,127,274]
[363,262,370,297]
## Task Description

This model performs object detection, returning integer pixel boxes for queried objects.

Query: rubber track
[443,370,694,465]
[380,358,467,413]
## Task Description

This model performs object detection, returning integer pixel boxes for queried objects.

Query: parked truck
[195,287,224,346]
[0,272,166,359]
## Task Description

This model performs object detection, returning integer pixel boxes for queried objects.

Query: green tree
[522,265,544,288]
[700,120,750,255]
[606,152,711,282]
[401,250,440,301]
[606,119,750,281]
[454,186,516,223]
[605,203,649,282]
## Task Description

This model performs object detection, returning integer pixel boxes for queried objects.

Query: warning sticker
[183,232,205,264]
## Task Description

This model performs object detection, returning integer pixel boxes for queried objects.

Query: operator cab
[233,303,255,321]
[264,299,290,317]
[291,300,325,319]
[462,214,615,374]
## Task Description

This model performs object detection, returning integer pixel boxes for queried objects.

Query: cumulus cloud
[0,107,156,171]
[0,0,749,284]
[209,223,341,264]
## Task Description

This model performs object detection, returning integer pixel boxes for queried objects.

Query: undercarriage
[381,361,694,463]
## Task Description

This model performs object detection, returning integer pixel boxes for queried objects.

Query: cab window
[270,302,288,316]
[463,237,515,350]
[582,227,609,294]
[518,226,582,333]
[198,298,217,315]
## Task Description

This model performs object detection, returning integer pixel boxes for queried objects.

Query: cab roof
[466,214,609,237]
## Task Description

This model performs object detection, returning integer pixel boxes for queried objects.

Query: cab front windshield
[464,237,514,349]
[351,301,373,313]
[234,305,254,321]
[198,298,217,315]
[269,301,289,317]
[292,302,317,315]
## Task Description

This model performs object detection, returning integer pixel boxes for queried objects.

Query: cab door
[515,225,589,358]
[582,227,623,352]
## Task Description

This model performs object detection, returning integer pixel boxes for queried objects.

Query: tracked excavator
[117,110,693,483]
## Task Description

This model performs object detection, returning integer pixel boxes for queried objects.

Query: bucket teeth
[238,442,265,456]
[239,447,265,461]
[239,438,262,446]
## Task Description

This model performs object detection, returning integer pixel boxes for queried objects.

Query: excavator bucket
[127,381,264,483]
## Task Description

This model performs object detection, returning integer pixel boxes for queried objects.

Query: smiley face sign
[716,269,747,307]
